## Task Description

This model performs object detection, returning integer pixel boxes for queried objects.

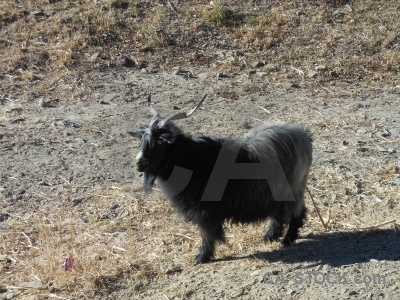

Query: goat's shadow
[219,229,400,267]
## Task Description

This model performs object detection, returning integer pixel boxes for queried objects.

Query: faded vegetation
[1,0,399,100]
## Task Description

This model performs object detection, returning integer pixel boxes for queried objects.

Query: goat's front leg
[195,222,225,265]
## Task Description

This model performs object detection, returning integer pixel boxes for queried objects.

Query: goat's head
[129,94,207,192]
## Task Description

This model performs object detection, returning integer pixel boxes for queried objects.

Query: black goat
[130,94,312,264]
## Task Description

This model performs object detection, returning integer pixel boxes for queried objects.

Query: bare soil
[1,1,399,299]
[1,67,399,299]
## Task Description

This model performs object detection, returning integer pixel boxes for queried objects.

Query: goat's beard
[143,171,156,193]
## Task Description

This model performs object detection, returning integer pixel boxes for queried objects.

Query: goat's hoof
[279,238,292,249]
[194,254,211,265]
[263,233,281,243]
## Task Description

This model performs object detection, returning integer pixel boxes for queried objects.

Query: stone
[281,82,300,89]
[256,72,268,78]
[308,70,318,78]
[18,280,43,289]
[240,119,252,129]
[252,61,264,68]
[315,65,327,71]
[389,177,400,186]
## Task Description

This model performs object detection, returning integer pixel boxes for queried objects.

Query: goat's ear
[128,125,148,139]
[127,131,142,139]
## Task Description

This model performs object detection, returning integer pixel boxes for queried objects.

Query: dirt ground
[1,66,399,299]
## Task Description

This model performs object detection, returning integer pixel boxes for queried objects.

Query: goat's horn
[147,93,161,125]
[159,94,207,126]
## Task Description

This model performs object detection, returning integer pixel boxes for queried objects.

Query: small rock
[216,72,227,79]
[287,289,296,296]
[353,182,362,194]
[307,70,318,78]
[349,290,358,296]
[0,213,10,222]
[262,63,278,72]
[91,253,102,261]
[25,226,37,234]
[230,288,244,298]
[369,258,378,263]
[255,72,267,78]
[38,98,46,107]
[315,65,327,71]
[6,293,15,300]
[332,9,343,17]
[0,284,7,293]
[357,129,369,134]
[91,52,99,60]
[0,223,11,230]
[173,68,182,75]
[272,270,280,275]
[63,119,80,128]
[72,199,82,206]
[252,61,264,68]
[281,82,300,89]
[250,270,267,283]
[389,177,400,186]
[112,231,128,237]
[18,280,43,289]
[240,119,252,129]
[11,117,24,125]
[379,147,396,154]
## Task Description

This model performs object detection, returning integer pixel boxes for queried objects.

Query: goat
[129,94,312,264]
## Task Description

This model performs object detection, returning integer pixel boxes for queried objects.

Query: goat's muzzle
[136,158,148,172]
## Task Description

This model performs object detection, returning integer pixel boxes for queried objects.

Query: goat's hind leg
[195,222,225,265]
[263,218,283,243]
[280,207,306,248]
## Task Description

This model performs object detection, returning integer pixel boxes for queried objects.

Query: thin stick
[49,294,71,300]
[359,219,395,230]
[257,105,271,114]
[306,186,329,230]
[167,2,179,13]
[21,232,33,247]
[112,245,127,252]
[174,233,194,241]
[41,76,63,92]
[291,66,304,75]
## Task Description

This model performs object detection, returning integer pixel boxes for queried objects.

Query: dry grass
[1,177,398,298]
[1,1,399,104]
[1,185,193,298]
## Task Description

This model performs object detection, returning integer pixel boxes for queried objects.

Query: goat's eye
[157,139,164,145]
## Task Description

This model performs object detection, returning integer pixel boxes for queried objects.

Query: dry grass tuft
[1,0,399,105]
[1,185,198,298]
[207,1,232,26]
